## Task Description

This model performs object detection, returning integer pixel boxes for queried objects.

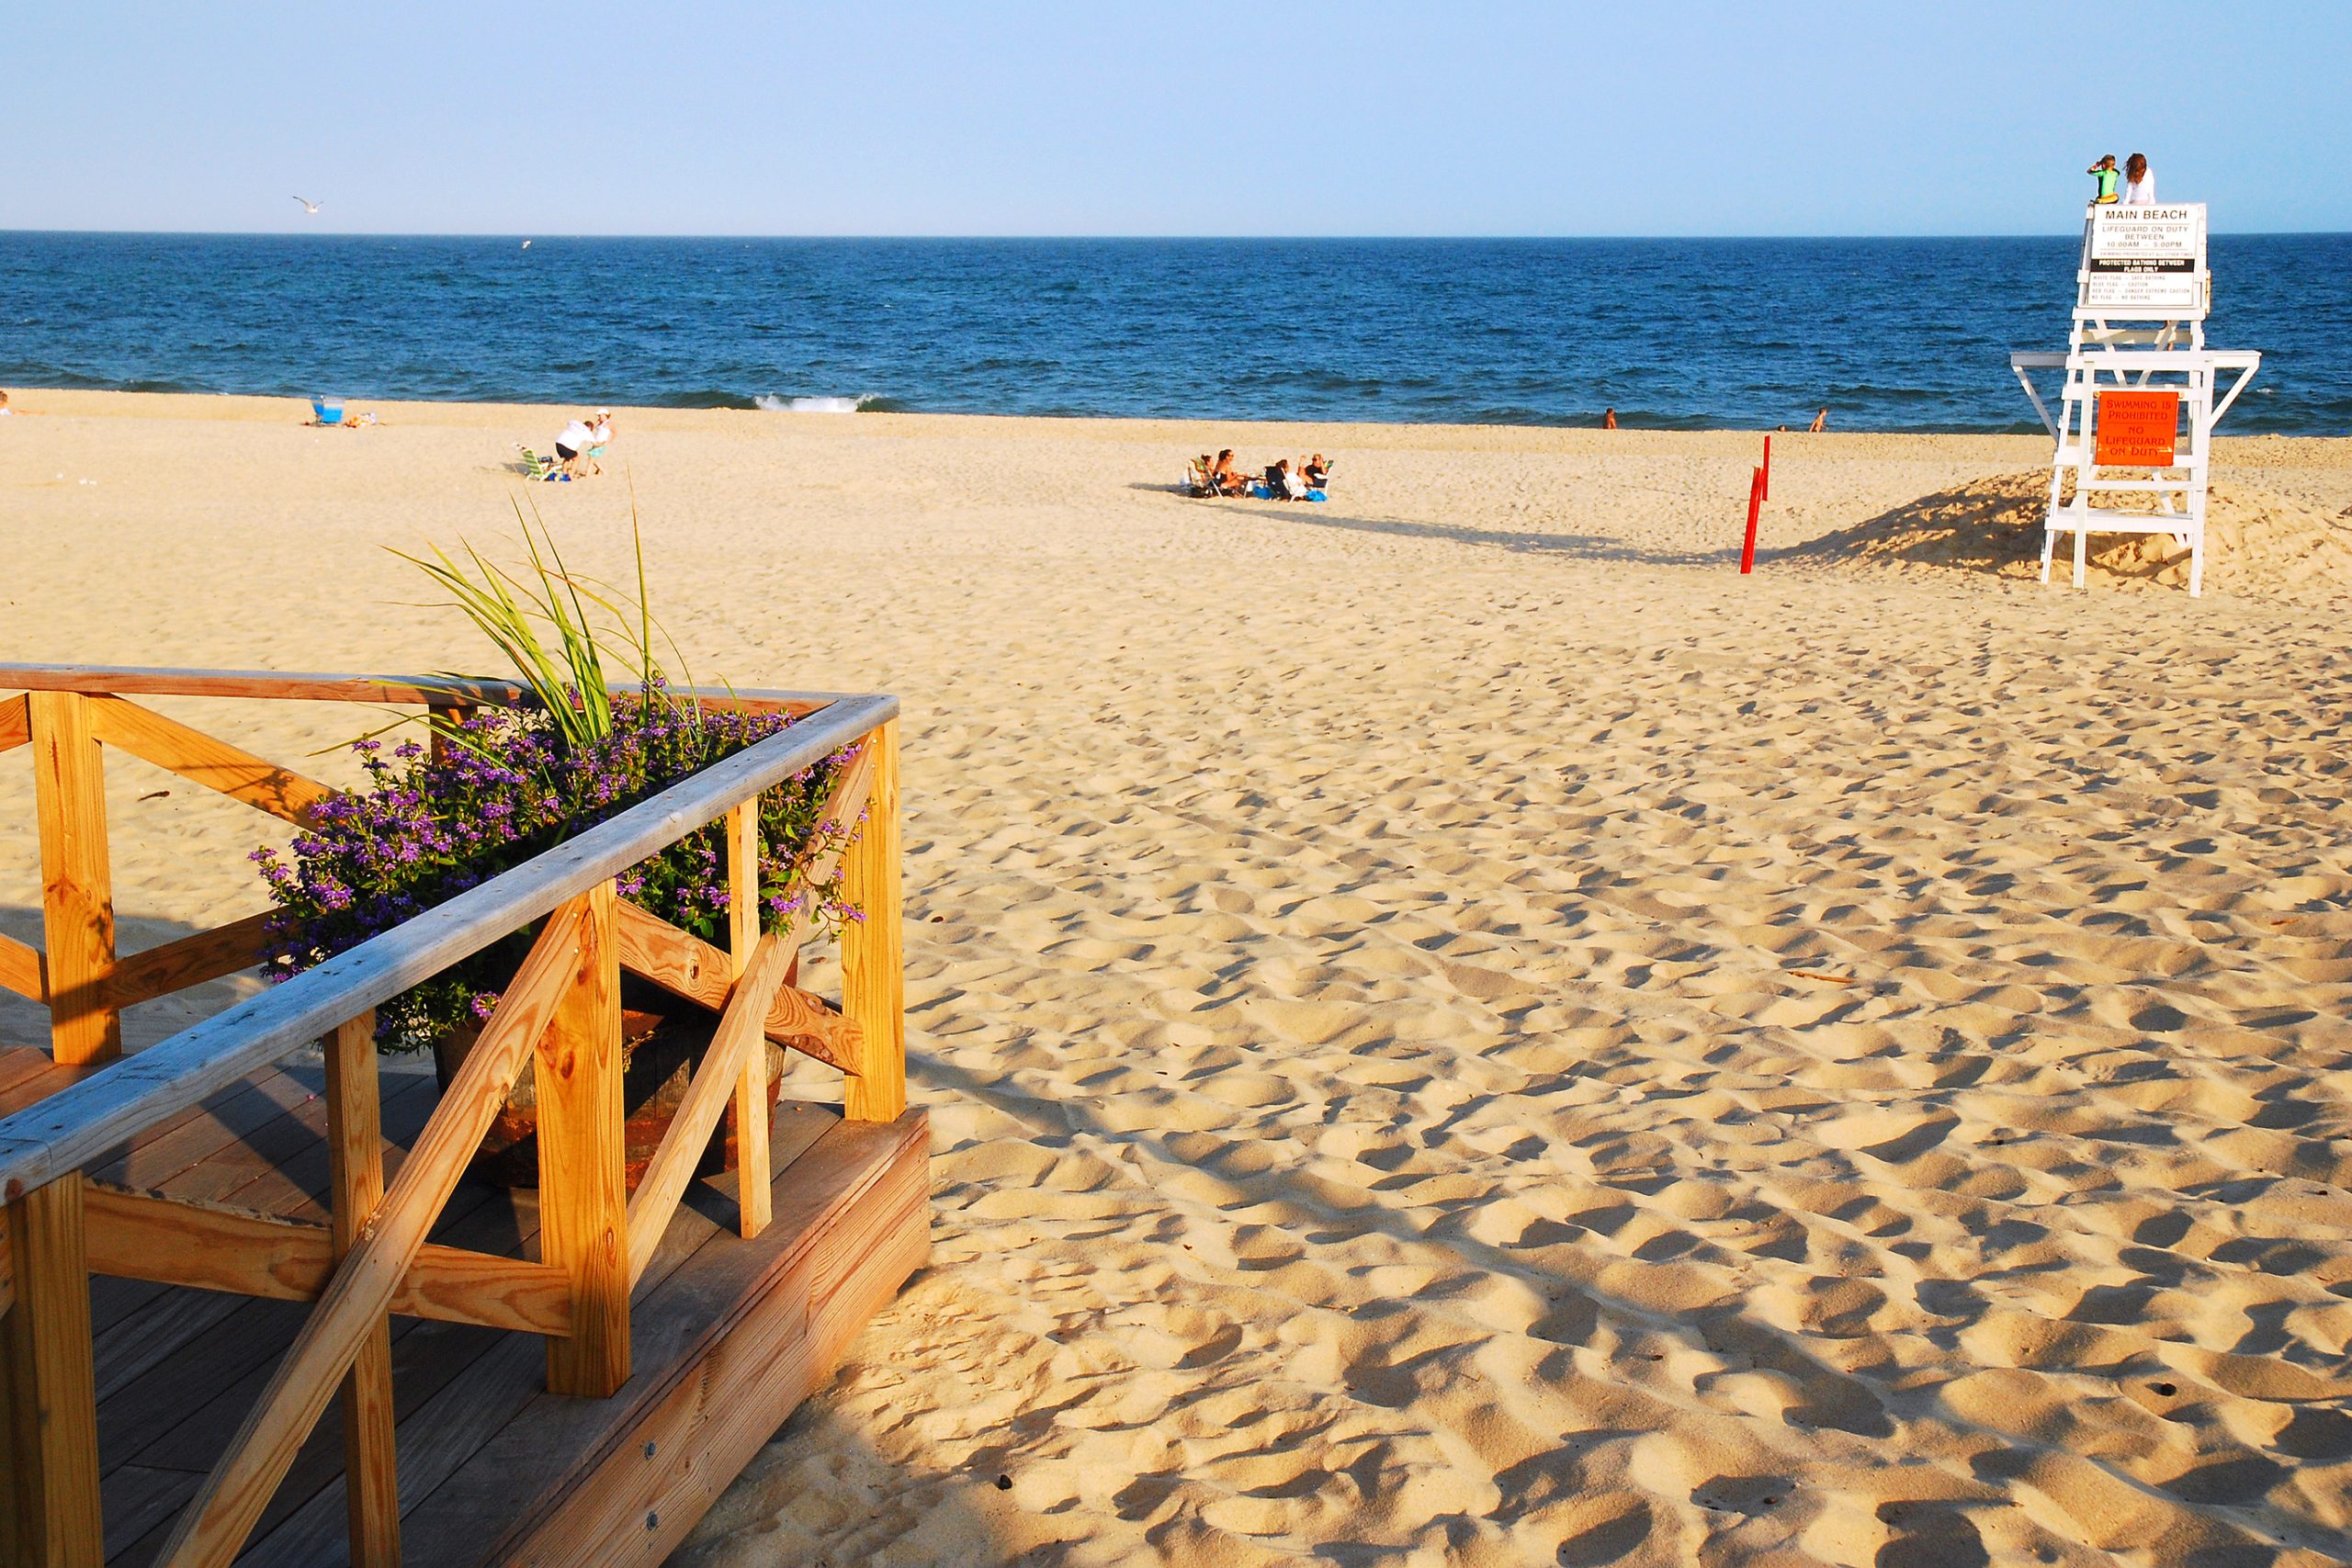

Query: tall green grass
[391,491,700,753]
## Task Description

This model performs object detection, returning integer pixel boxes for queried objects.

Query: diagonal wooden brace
[153,897,589,1568]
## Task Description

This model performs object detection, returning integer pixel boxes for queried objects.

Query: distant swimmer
[1807,409,1828,434]
[1602,407,1618,430]
[2121,152,2155,206]
[292,196,323,215]
[2086,154,2120,205]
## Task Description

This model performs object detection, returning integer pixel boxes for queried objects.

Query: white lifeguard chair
[2009,203,2260,597]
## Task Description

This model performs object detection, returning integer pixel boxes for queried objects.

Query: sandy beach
[6,389,2352,1565]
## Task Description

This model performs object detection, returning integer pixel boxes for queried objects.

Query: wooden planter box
[0,664,925,1567]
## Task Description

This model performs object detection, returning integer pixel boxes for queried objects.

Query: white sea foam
[753,394,870,413]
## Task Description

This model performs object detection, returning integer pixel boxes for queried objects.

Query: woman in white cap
[585,408,615,474]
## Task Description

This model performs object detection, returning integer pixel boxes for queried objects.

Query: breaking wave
[753,393,888,413]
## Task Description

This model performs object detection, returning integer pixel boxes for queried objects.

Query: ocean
[2,232,2346,434]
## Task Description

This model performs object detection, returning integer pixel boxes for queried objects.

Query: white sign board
[2079,204,2207,317]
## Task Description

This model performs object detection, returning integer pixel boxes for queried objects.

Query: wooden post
[28,692,119,1066]
[425,702,474,766]
[325,1012,399,1567]
[725,801,771,1238]
[3,1177,102,1567]
[840,721,905,1122]
[537,882,629,1397]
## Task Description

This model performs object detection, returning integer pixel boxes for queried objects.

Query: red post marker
[1761,435,1771,502]
[1740,467,1762,574]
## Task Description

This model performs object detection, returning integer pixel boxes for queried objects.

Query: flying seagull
[292,197,322,215]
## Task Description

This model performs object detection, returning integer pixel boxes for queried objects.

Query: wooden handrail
[0,691,899,1200]
[2,664,910,1568]
[0,661,850,716]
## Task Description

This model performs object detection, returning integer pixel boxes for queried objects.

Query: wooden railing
[0,663,904,1568]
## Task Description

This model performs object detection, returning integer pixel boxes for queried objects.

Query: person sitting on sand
[2121,152,2154,206]
[1208,448,1247,496]
[1807,408,1828,434]
[553,414,595,477]
[1263,457,1296,499]
[2087,153,2120,205]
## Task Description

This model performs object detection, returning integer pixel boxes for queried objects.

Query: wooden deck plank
[0,1047,74,1100]
[0,1055,91,1119]
[238,1105,846,1568]
[92,1071,469,1451]
[100,1465,202,1566]
[78,1068,911,1568]
[86,1069,311,1194]
[397,1109,925,1568]
[497,1113,927,1567]
[199,1072,442,1225]
[84,1071,452,1413]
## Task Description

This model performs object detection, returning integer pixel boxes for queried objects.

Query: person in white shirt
[584,409,614,473]
[0,389,16,415]
[553,416,594,476]
[2121,152,2155,205]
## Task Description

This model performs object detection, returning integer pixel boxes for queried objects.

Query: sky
[5,1,2346,237]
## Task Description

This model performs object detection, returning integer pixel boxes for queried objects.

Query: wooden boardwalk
[3,668,922,1565]
[2,1044,925,1566]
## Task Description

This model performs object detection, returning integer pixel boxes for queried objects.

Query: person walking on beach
[2087,154,2120,205]
[2121,152,2155,205]
[1808,408,1828,433]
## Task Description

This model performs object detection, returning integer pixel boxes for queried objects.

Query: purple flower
[254,694,859,1051]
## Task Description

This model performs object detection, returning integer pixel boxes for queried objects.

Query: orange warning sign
[2094,390,2179,467]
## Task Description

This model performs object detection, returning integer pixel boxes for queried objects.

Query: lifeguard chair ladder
[2008,203,2259,598]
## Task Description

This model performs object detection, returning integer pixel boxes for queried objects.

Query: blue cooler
[311,397,345,425]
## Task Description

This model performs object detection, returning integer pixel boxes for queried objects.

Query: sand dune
[1790,469,2352,603]
[5,393,2352,1565]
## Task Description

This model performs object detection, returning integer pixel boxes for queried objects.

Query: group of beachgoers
[532,409,615,479]
[1188,448,1332,501]
[2088,152,2157,206]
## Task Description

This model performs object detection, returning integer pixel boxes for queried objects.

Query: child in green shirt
[2086,154,2120,204]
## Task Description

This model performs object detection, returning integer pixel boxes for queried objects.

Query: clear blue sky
[6,1,2345,236]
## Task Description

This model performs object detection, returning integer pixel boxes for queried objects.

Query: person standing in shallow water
[1808,409,1828,433]
[1602,407,1618,430]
